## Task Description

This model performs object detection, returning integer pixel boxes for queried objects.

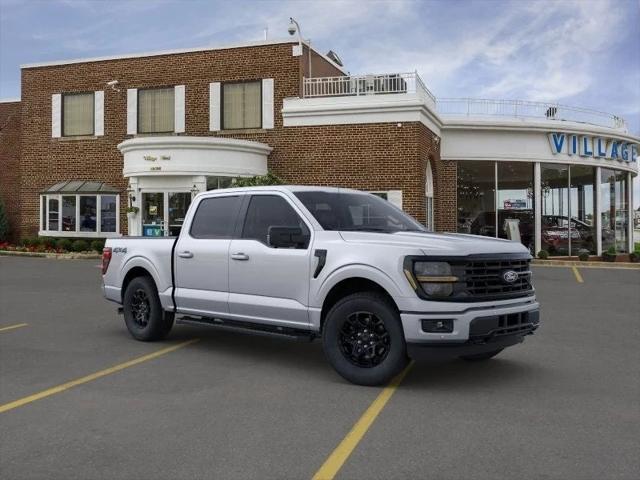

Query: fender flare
[119,256,166,296]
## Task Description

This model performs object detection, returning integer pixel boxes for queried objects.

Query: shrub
[91,239,105,252]
[606,245,617,255]
[537,250,549,259]
[40,237,57,250]
[577,250,589,262]
[0,197,10,242]
[71,239,89,252]
[231,172,283,187]
[57,238,73,252]
[20,236,38,247]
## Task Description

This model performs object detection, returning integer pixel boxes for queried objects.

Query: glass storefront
[457,161,629,256]
[141,191,192,237]
[601,169,628,253]
[497,163,534,251]
[457,161,496,238]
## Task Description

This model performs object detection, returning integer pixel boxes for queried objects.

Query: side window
[242,195,309,248]
[190,196,242,239]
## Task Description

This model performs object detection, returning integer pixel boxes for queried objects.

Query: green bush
[90,239,105,252]
[40,237,57,250]
[537,250,549,259]
[0,197,10,242]
[231,172,283,187]
[71,239,89,252]
[577,250,589,262]
[57,238,73,251]
[606,245,617,255]
[20,236,38,247]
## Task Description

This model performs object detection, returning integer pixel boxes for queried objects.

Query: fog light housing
[421,319,454,333]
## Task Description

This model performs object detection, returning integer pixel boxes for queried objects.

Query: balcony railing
[436,98,627,130]
[303,72,436,105]
[301,73,627,131]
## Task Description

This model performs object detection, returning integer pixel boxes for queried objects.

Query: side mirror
[268,226,309,248]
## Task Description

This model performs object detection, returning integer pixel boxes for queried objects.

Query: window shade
[138,88,175,133]
[223,82,261,129]
[63,93,94,136]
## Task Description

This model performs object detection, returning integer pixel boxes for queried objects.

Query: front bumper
[400,298,540,344]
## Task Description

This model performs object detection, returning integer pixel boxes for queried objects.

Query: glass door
[168,192,192,237]
[142,192,165,237]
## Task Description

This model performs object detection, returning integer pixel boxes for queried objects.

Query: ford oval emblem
[502,270,519,284]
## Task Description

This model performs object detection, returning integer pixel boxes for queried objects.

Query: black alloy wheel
[339,311,390,367]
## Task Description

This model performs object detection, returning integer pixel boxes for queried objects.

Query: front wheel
[123,276,174,341]
[322,292,408,386]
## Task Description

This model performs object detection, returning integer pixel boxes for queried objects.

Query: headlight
[411,261,457,297]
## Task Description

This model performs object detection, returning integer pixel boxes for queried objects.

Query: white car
[102,186,540,385]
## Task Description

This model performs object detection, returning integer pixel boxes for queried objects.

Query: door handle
[231,252,249,261]
[178,251,193,259]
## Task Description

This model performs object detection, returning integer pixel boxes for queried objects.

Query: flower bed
[0,237,106,255]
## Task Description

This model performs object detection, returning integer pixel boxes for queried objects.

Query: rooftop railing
[303,72,436,106]
[301,73,627,131]
[436,98,627,131]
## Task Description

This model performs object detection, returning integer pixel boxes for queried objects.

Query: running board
[176,315,316,342]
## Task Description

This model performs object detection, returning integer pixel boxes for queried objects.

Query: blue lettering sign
[595,138,607,157]
[570,135,578,155]
[620,143,628,161]
[610,141,619,159]
[579,136,593,156]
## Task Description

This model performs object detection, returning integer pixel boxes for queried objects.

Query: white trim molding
[126,88,137,135]
[209,82,221,131]
[262,78,275,129]
[118,136,271,178]
[94,90,104,136]
[174,85,186,133]
[51,94,61,138]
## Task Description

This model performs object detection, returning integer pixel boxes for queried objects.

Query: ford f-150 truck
[102,186,540,385]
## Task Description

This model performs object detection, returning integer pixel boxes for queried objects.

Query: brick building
[1,38,638,254]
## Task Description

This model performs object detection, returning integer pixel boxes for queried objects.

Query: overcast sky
[1,0,638,205]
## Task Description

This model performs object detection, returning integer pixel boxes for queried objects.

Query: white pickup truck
[102,186,540,385]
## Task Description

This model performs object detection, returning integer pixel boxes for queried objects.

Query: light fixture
[288,17,311,79]
[190,184,199,197]
[126,187,136,204]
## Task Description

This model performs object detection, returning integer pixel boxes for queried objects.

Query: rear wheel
[322,292,408,386]
[460,348,503,362]
[123,276,174,341]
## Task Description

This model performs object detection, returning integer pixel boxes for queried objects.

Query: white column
[628,172,634,253]
[127,178,141,236]
[534,162,541,255]
[595,167,602,255]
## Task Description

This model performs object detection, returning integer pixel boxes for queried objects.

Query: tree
[231,172,284,187]
[0,197,10,242]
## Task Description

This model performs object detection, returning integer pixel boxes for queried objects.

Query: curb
[0,250,101,260]
[532,259,640,269]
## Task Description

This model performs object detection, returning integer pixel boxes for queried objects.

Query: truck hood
[339,231,530,256]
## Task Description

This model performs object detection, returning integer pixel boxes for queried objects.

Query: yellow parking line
[572,266,584,283]
[0,339,198,414]
[0,323,28,333]
[312,360,414,480]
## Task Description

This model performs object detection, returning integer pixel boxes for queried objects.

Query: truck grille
[463,258,532,299]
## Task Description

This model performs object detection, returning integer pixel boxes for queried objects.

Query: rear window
[189,196,242,239]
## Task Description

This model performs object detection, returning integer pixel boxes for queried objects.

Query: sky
[0,0,639,205]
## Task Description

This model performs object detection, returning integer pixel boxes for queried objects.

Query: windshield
[294,191,426,233]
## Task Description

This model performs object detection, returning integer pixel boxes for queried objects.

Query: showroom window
[457,161,496,239]
[62,92,94,136]
[138,87,175,133]
[40,181,120,237]
[497,163,534,250]
[601,169,628,253]
[222,81,261,129]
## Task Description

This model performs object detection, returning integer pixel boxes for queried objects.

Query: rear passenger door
[173,194,243,317]
[227,193,312,328]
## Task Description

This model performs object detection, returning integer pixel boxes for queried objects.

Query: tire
[322,292,408,386]
[123,276,174,341]
[460,348,503,362]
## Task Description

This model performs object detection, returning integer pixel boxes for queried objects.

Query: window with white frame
[138,87,175,133]
[222,81,261,129]
[425,160,434,230]
[40,181,120,237]
[62,92,95,136]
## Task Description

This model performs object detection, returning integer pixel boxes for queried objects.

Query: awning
[41,180,121,194]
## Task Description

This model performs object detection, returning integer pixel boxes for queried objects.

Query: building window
[40,193,119,237]
[62,92,94,136]
[457,161,496,238]
[601,169,628,253]
[222,81,261,129]
[206,176,234,190]
[497,163,534,251]
[138,87,175,133]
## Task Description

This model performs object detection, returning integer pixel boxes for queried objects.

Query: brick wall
[15,41,449,238]
[0,101,21,241]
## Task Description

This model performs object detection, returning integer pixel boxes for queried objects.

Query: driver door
[227,193,312,328]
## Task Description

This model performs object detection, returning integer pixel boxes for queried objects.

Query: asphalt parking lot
[1,256,639,480]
